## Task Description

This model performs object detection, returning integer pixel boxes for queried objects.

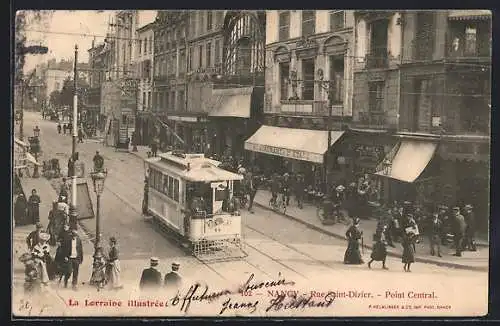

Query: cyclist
[294,173,305,209]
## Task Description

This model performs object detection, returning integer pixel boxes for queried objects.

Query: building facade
[253,10,355,187]
[135,22,155,145]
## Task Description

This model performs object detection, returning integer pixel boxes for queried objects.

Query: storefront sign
[245,142,323,163]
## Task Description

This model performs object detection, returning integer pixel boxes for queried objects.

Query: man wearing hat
[164,262,182,290]
[62,228,83,290]
[26,223,44,251]
[452,206,467,257]
[428,211,443,257]
[437,205,450,246]
[332,185,346,223]
[139,257,162,291]
[463,204,477,251]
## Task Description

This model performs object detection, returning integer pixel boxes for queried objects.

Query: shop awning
[14,138,29,148]
[208,87,253,118]
[448,10,492,20]
[375,140,437,183]
[26,152,41,166]
[244,125,344,164]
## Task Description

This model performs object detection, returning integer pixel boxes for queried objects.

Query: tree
[59,76,90,107]
[49,90,61,108]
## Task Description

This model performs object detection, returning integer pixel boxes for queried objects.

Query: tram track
[36,131,335,285]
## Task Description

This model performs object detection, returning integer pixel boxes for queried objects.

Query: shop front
[208,86,264,161]
[166,114,209,154]
[244,125,344,191]
[374,137,442,210]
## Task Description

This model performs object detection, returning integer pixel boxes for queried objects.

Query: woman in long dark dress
[368,225,389,269]
[344,218,364,264]
[402,232,417,272]
[14,194,28,226]
[28,189,41,224]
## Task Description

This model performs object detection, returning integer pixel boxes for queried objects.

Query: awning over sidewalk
[244,125,344,164]
[375,140,437,183]
[25,152,41,166]
[208,87,253,118]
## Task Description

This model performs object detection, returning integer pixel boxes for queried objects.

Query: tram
[143,151,247,261]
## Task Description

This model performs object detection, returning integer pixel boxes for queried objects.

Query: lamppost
[90,169,107,282]
[69,44,80,231]
[31,128,41,178]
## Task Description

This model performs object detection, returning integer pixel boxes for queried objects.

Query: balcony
[277,100,329,116]
[366,47,389,69]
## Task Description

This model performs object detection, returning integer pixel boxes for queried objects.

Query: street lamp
[89,169,107,284]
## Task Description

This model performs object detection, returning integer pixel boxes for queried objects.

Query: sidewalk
[252,190,488,272]
[129,146,488,272]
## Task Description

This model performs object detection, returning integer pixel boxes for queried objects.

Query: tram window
[173,179,179,201]
[163,175,169,194]
[168,176,174,198]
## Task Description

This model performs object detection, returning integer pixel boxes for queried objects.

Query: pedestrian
[139,257,162,291]
[164,262,182,291]
[333,185,346,223]
[26,222,44,251]
[67,122,73,135]
[54,240,69,285]
[58,223,71,245]
[59,178,69,201]
[151,137,158,157]
[247,172,260,213]
[31,232,52,285]
[282,172,291,206]
[269,173,280,206]
[90,248,107,289]
[67,156,75,177]
[28,189,41,224]
[402,229,417,272]
[294,173,305,209]
[106,236,123,290]
[452,206,467,257]
[437,205,451,245]
[93,151,104,172]
[63,124,67,135]
[463,204,477,251]
[384,209,395,247]
[428,212,443,257]
[57,123,62,134]
[78,128,84,143]
[62,228,83,290]
[19,252,41,294]
[368,225,389,270]
[344,218,364,265]
[14,193,28,227]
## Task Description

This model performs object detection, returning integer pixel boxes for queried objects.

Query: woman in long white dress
[31,232,51,285]
[106,237,123,290]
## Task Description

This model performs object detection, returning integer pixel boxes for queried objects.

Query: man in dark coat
[428,212,443,257]
[57,123,62,134]
[247,172,260,214]
[437,205,451,245]
[14,193,28,226]
[269,173,281,206]
[93,151,104,172]
[62,229,84,290]
[26,223,44,250]
[452,206,467,257]
[294,173,305,209]
[164,262,182,290]
[463,204,477,251]
[27,189,41,225]
[139,257,162,291]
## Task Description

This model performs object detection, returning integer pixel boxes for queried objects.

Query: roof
[448,10,492,20]
[146,152,242,182]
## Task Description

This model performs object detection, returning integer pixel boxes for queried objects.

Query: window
[179,49,186,75]
[330,10,345,31]
[188,47,194,71]
[170,91,176,109]
[279,11,290,41]
[143,38,147,54]
[139,40,142,55]
[164,92,169,110]
[236,38,251,75]
[301,58,315,100]
[207,11,213,31]
[302,11,316,37]
[147,92,151,109]
[178,90,185,111]
[279,62,290,100]
[415,12,435,61]
[173,179,179,201]
[142,92,146,109]
[149,38,153,54]
[172,53,177,76]
[368,19,389,68]
[206,42,212,67]
[329,56,344,104]
[198,45,203,67]
[215,40,221,65]
[465,26,477,56]
[149,171,179,202]
[368,81,384,112]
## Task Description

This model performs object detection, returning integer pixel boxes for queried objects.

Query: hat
[71,228,78,234]
[150,257,159,266]
[464,204,473,210]
[19,253,33,263]
[172,262,180,271]
[336,185,345,192]
[438,205,448,210]
[353,217,360,225]
[36,223,43,229]
[109,236,117,243]
[94,251,104,259]
[452,206,460,211]
[39,232,51,242]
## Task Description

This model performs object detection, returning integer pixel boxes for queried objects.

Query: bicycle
[317,200,350,226]
[270,193,287,214]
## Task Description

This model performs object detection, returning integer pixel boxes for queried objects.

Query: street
[15,111,488,317]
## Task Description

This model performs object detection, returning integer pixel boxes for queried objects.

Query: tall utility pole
[69,44,79,230]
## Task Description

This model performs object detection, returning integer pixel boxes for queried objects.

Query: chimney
[92,38,95,48]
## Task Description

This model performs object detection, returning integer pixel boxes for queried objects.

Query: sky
[21,10,157,73]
